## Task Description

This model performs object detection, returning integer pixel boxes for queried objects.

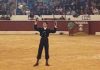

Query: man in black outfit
[34,20,57,66]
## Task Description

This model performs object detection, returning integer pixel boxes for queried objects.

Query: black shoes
[34,63,50,66]
[45,63,50,66]
[34,63,39,67]
[34,59,50,66]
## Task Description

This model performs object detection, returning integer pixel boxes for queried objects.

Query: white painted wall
[41,15,100,21]
[1,15,99,21]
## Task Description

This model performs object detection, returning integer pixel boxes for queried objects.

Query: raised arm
[49,21,57,33]
[34,20,41,31]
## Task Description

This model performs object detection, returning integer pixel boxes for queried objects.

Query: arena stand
[0,15,100,35]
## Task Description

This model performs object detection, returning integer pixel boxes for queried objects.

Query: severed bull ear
[54,21,58,27]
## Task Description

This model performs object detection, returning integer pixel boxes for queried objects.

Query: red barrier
[0,21,100,35]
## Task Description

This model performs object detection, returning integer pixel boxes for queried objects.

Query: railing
[0,15,100,21]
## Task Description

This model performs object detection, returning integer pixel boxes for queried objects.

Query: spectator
[0,0,100,15]
[92,7,99,15]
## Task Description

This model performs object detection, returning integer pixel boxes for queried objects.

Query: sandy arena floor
[0,34,100,70]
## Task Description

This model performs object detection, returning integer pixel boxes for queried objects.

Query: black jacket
[34,25,57,37]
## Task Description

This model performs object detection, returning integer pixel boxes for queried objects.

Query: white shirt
[44,27,47,30]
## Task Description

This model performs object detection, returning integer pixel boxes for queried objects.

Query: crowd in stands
[0,0,100,16]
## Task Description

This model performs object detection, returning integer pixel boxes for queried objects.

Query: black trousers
[37,37,49,60]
